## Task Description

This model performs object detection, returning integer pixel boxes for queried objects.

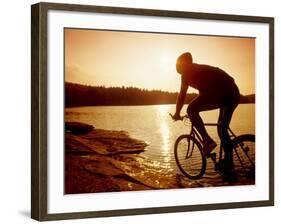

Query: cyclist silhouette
[171,52,240,178]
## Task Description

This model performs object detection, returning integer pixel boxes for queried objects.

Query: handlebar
[169,113,219,126]
[169,113,189,121]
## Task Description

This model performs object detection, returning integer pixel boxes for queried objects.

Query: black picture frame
[31,2,274,221]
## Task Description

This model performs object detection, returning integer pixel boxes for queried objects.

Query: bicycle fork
[185,136,194,159]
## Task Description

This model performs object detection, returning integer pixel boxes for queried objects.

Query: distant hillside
[65,82,196,107]
[65,82,255,107]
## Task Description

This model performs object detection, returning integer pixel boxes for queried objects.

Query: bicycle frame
[173,114,255,178]
[188,122,238,165]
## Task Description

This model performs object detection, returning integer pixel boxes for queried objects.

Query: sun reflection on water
[157,105,172,164]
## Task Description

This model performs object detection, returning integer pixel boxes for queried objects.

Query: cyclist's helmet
[176,52,193,74]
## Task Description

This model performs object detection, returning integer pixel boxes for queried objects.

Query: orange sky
[65,28,255,94]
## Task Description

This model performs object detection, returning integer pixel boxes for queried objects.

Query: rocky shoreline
[65,122,254,194]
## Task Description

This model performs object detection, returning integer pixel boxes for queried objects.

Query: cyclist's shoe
[202,139,217,157]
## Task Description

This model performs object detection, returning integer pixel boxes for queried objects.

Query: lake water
[65,104,255,176]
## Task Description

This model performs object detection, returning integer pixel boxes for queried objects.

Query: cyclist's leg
[218,106,236,171]
[187,94,220,145]
[218,91,240,179]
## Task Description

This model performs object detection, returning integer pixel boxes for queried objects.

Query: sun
[157,51,177,73]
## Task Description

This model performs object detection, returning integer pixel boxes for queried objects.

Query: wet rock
[65,155,120,194]
[65,122,94,135]
[177,172,255,188]
[112,155,179,189]
[66,129,147,155]
[65,126,153,194]
[65,133,95,155]
[84,154,179,190]
[65,122,255,194]
[83,155,124,176]
[65,125,182,193]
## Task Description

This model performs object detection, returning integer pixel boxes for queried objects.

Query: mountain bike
[171,114,255,180]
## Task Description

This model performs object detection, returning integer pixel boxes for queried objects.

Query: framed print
[31,2,274,221]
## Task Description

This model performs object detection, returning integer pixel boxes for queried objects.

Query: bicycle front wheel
[174,135,206,179]
[232,134,255,178]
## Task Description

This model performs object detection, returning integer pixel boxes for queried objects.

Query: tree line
[65,82,254,107]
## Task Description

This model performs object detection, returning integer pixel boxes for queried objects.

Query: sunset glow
[64,29,256,193]
[65,29,255,94]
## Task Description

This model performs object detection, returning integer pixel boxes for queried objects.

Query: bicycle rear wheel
[174,135,206,179]
[232,134,255,179]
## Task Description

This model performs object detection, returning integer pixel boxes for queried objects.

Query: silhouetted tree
[65,82,254,107]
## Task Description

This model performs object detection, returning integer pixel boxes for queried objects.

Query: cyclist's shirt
[181,63,236,94]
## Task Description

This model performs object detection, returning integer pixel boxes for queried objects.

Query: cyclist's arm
[175,82,189,116]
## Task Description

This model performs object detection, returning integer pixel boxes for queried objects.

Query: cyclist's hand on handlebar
[169,113,182,121]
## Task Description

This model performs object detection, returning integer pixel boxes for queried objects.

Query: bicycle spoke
[175,135,206,179]
[187,139,195,159]
[173,117,255,181]
[232,135,255,177]
[185,138,191,159]
[233,147,247,172]
[239,142,255,167]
